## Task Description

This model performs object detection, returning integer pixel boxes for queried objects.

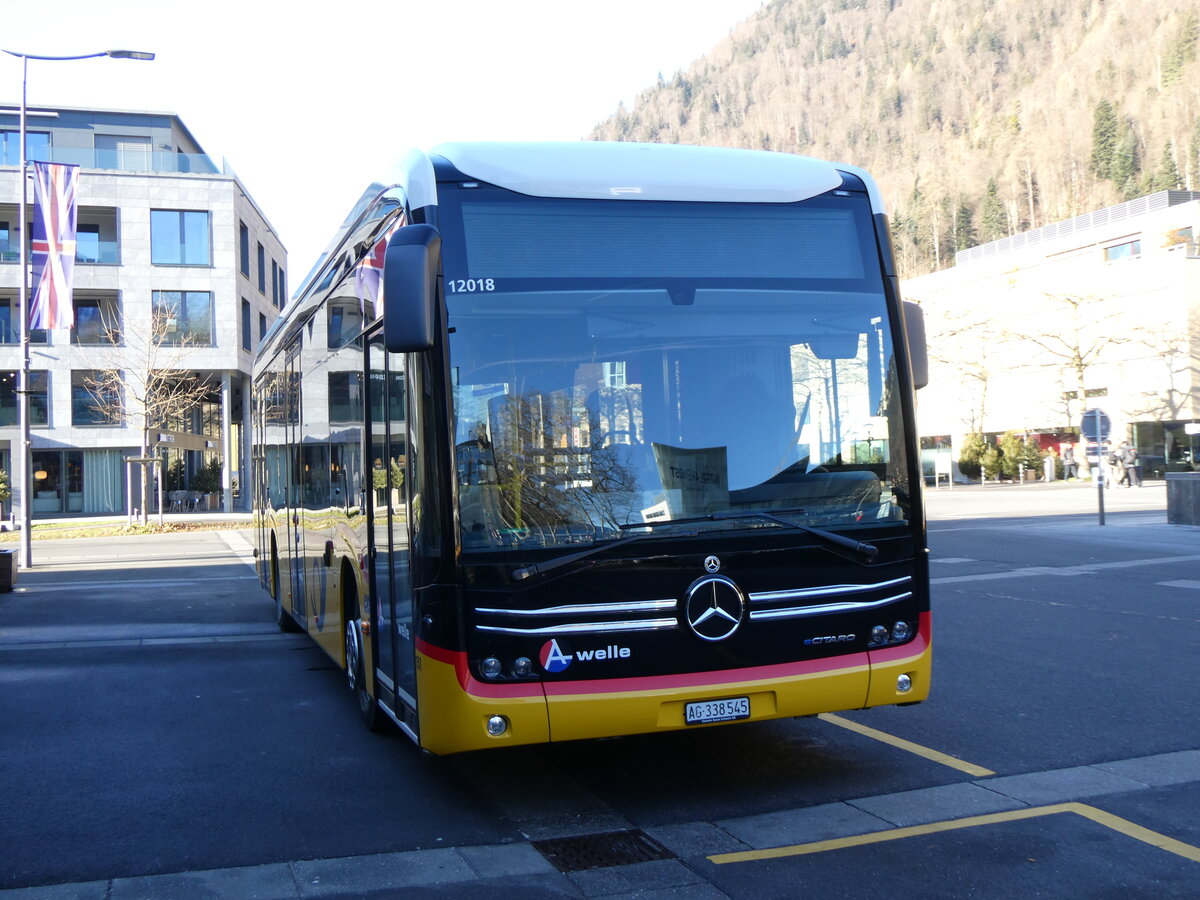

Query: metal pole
[17,54,32,568]
[1087,410,1105,527]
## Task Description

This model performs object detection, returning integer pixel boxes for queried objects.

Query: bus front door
[367,336,417,730]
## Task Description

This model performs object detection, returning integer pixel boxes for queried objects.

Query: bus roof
[430,141,844,204]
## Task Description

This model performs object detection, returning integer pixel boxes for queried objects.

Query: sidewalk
[5,747,1196,898]
[923,478,1167,521]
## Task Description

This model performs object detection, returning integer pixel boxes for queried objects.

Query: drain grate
[532,829,674,873]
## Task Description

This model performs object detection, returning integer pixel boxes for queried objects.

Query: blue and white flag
[30,161,79,331]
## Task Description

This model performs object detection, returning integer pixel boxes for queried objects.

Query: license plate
[685,696,750,725]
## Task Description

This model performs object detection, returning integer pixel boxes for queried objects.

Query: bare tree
[1126,326,1198,422]
[1003,293,1128,425]
[925,304,1003,432]
[83,308,215,525]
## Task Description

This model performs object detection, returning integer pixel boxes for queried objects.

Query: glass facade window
[152,291,214,345]
[0,299,47,345]
[259,312,267,342]
[30,448,120,515]
[0,370,48,426]
[329,371,363,423]
[72,370,121,426]
[0,220,15,262]
[242,299,252,351]
[257,243,265,293]
[151,210,210,266]
[1,130,50,164]
[72,295,121,345]
[327,298,367,349]
[239,222,250,277]
[75,209,119,265]
[76,224,100,263]
[95,135,151,171]
[1104,240,1141,262]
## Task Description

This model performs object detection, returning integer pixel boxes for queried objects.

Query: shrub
[190,458,222,494]
[958,432,986,480]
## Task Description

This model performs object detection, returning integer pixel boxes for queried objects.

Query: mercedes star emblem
[684,575,745,642]
[704,555,721,573]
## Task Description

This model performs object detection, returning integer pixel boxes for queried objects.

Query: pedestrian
[1111,443,1129,487]
[1062,443,1077,480]
[1121,442,1142,487]
[1105,441,1121,488]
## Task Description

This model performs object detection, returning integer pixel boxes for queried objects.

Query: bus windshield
[439,186,909,551]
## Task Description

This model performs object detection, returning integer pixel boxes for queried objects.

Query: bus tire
[271,542,301,633]
[344,587,384,732]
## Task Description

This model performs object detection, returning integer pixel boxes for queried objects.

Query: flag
[30,161,80,331]
[354,213,405,317]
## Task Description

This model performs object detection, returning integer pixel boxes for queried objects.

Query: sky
[2,0,765,287]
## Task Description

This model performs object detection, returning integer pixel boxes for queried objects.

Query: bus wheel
[344,602,384,732]
[271,546,300,633]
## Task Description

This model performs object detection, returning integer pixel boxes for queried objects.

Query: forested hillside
[590,0,1200,277]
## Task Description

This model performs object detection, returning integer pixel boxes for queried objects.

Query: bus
[251,141,930,755]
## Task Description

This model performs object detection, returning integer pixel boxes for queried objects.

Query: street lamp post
[3,48,153,567]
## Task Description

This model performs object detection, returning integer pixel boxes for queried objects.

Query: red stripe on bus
[417,612,929,701]
[541,653,869,697]
[416,638,545,698]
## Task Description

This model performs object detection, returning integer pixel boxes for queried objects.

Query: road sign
[1080,408,1110,443]
[1080,407,1110,526]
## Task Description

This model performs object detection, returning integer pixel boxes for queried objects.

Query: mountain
[589,0,1200,278]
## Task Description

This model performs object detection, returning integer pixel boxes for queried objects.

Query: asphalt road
[1,481,1197,898]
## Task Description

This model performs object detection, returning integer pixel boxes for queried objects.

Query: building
[0,105,286,516]
[903,190,1200,482]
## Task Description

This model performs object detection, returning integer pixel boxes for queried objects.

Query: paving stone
[1095,750,1200,787]
[292,848,474,896]
[457,842,558,878]
[976,765,1147,805]
[849,781,1028,827]
[566,859,705,898]
[716,801,889,849]
[111,863,296,900]
[643,821,750,858]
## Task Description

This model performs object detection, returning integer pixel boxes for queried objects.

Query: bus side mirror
[902,300,928,390]
[383,224,441,353]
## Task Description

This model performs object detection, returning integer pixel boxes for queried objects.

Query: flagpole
[4,48,153,568]
[17,54,31,569]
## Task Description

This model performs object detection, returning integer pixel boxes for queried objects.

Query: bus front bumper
[415,614,930,754]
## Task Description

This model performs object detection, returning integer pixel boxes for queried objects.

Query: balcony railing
[5,147,219,175]
[1,240,120,265]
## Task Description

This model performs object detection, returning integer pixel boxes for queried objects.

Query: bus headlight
[513,656,533,677]
[870,625,889,645]
[486,715,509,736]
[892,621,911,642]
[897,673,913,693]
[481,657,502,679]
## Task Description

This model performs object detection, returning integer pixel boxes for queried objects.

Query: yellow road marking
[709,802,1200,865]
[819,713,995,777]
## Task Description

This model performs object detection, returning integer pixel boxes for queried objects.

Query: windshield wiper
[704,510,879,562]
[511,509,877,582]
[511,530,681,582]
